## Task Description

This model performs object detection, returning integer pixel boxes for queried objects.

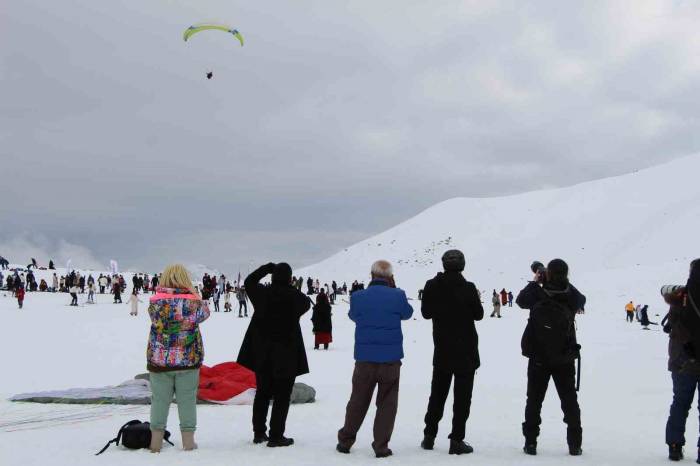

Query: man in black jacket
[516,258,586,457]
[237,262,311,447]
[420,250,484,455]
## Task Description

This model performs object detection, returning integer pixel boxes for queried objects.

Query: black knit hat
[442,249,465,272]
[272,263,293,284]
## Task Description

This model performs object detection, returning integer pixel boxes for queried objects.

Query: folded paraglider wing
[183,24,244,46]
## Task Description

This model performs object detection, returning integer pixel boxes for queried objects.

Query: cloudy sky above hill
[2,0,700,274]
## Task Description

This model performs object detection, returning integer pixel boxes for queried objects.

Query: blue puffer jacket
[349,279,414,363]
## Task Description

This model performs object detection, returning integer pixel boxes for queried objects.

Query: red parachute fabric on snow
[198,362,256,403]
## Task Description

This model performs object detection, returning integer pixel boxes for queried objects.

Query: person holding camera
[420,250,484,455]
[516,259,586,457]
[237,262,311,447]
[663,259,700,461]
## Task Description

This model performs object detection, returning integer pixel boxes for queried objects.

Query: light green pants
[149,369,199,432]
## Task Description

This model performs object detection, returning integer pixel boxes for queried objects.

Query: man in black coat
[516,258,586,457]
[420,250,484,455]
[237,262,311,447]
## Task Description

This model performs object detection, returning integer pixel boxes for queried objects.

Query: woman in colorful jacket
[147,264,210,453]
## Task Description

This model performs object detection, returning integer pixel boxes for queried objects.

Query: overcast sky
[2,0,700,275]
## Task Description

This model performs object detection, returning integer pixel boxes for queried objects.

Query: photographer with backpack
[516,259,586,457]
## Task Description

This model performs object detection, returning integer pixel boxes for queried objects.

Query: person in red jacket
[16,285,25,309]
[500,288,508,306]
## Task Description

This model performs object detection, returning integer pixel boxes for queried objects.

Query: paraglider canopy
[183,24,244,46]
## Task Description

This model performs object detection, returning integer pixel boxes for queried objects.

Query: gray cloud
[2,0,700,275]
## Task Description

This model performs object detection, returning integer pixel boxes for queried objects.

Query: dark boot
[253,433,269,444]
[569,445,583,456]
[336,443,351,454]
[375,449,393,458]
[524,443,537,455]
[449,440,473,455]
[668,444,683,461]
[420,435,435,450]
[267,436,294,447]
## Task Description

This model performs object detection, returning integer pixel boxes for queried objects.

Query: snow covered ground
[0,279,682,466]
[1,154,699,465]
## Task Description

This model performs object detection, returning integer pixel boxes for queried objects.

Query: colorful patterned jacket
[147,287,210,372]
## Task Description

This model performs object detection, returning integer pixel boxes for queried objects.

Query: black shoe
[375,449,393,458]
[524,444,537,455]
[253,433,269,444]
[569,445,583,456]
[668,443,683,461]
[267,437,294,447]
[420,436,435,450]
[336,444,350,454]
[449,440,474,455]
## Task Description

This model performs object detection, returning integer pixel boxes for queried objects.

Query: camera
[661,285,686,306]
[531,261,546,284]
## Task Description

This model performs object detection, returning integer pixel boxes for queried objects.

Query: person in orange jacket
[625,301,635,323]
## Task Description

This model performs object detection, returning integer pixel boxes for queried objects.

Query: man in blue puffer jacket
[337,260,413,458]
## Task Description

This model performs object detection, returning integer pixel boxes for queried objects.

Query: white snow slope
[299,153,699,308]
[1,155,699,466]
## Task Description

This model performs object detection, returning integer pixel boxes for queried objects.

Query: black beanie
[442,250,465,272]
[272,263,293,284]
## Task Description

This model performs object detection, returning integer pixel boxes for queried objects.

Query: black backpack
[521,297,580,368]
[95,420,173,455]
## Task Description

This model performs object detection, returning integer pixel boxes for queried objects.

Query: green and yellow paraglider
[183,24,244,46]
[183,24,244,80]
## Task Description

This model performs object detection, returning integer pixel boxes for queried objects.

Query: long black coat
[421,272,484,374]
[237,264,311,378]
[311,293,332,333]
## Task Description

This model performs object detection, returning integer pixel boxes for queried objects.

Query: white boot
[182,431,198,451]
[149,430,165,453]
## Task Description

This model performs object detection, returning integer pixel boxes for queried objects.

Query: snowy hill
[300,153,700,309]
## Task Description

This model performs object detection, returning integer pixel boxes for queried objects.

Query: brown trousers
[338,361,401,454]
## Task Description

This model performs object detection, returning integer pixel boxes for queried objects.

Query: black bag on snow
[95,420,173,455]
[521,297,580,367]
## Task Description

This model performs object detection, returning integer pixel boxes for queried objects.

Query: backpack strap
[689,291,700,319]
[575,355,581,392]
[95,420,141,456]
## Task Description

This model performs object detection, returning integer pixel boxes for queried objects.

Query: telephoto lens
[661,285,686,306]
[660,285,685,297]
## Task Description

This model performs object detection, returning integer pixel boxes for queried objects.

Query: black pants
[523,360,581,447]
[70,293,78,306]
[626,311,634,322]
[239,301,247,315]
[423,368,475,441]
[253,371,295,439]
